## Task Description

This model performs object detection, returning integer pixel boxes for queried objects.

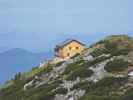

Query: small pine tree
[14,72,21,81]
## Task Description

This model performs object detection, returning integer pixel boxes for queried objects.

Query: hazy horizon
[0,0,133,53]
[0,33,132,53]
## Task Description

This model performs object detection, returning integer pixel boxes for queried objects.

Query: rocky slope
[0,35,133,100]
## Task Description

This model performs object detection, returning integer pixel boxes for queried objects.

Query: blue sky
[0,0,133,52]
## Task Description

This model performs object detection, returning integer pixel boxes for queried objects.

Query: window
[76,46,79,50]
[69,46,72,50]
[67,53,70,56]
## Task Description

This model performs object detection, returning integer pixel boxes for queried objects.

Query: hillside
[0,48,53,83]
[0,35,133,100]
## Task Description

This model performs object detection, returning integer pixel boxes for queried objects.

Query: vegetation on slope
[104,58,129,72]
[0,35,133,100]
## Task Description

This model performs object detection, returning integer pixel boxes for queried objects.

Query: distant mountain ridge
[0,48,53,83]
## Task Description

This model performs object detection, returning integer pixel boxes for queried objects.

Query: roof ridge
[55,39,85,51]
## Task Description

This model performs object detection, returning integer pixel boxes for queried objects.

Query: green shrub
[24,80,61,100]
[80,95,108,100]
[104,59,129,72]
[90,48,106,57]
[72,81,91,90]
[104,41,118,54]
[83,77,128,98]
[87,55,111,67]
[63,59,85,75]
[111,48,130,56]
[66,67,93,81]
[122,88,133,100]
[80,94,121,100]
[55,88,67,94]
[92,77,126,88]
[54,61,65,67]
[23,65,53,79]
[104,40,130,56]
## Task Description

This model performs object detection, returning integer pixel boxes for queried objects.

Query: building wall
[55,48,64,58]
[61,41,85,58]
